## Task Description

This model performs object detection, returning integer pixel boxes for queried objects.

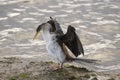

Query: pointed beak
[33,31,40,40]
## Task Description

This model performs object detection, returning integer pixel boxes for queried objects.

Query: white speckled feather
[42,23,66,63]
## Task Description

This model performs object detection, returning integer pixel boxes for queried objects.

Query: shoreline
[0,57,119,80]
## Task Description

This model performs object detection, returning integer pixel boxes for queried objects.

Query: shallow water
[0,0,120,72]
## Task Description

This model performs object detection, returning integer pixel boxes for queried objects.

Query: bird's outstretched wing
[57,25,84,57]
[47,17,64,35]
[47,17,84,57]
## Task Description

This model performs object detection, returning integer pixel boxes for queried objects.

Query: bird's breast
[46,39,66,63]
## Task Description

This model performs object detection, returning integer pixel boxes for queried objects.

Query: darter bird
[33,17,95,70]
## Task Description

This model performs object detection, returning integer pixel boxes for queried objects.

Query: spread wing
[47,17,84,57]
[47,17,64,35]
[57,25,84,57]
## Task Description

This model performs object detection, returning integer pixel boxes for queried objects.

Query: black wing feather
[58,25,84,57]
[47,17,84,57]
[47,17,64,35]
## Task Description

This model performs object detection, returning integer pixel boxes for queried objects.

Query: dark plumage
[33,17,88,69]
[58,25,84,57]
[47,18,84,57]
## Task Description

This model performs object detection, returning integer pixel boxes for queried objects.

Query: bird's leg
[59,62,64,68]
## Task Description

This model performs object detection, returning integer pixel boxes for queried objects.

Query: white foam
[96,17,103,20]
[0,38,6,42]
[79,25,87,28]
[7,0,24,4]
[13,8,26,11]
[63,0,73,4]
[91,20,118,25]
[97,64,120,71]
[58,3,80,8]
[30,40,45,45]
[114,34,120,43]
[0,1,8,5]
[49,5,62,8]
[85,42,107,53]
[82,30,101,37]
[0,17,8,21]
[58,3,68,6]
[38,9,55,13]
[85,39,116,54]
[22,18,36,21]
[0,28,25,37]
[29,12,44,16]
[13,40,45,47]
[0,54,42,58]
[55,14,68,17]
[110,5,119,9]
[7,12,20,17]
[82,14,91,18]
[92,2,104,6]
[61,10,73,13]
[70,20,82,24]
[68,4,81,8]
[0,0,48,5]
[26,0,48,4]
[114,34,120,38]
[99,5,108,9]
[80,3,92,6]
[108,14,120,17]
[18,17,37,23]
[89,12,102,15]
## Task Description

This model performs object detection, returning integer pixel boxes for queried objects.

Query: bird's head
[33,23,44,40]
[33,23,52,40]
[33,19,56,40]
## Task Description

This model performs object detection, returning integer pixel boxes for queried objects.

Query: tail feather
[66,58,103,71]
[71,58,100,64]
